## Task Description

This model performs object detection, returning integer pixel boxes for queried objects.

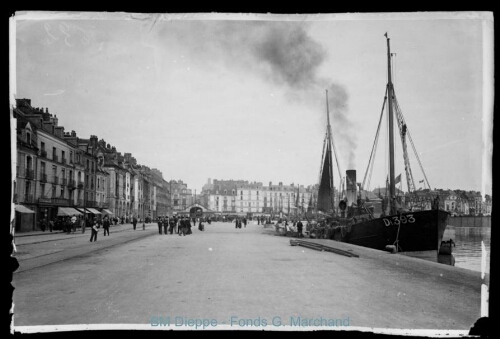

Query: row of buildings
[12,99,195,232]
[196,177,493,218]
[368,187,492,216]
[404,188,492,216]
[11,99,492,232]
[199,179,316,216]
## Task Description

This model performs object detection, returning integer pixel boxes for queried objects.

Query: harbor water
[443,225,491,274]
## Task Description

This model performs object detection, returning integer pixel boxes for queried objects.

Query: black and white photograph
[9,11,493,335]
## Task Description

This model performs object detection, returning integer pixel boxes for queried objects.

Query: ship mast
[386,33,396,215]
[325,90,335,215]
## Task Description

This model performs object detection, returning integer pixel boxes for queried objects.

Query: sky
[11,11,493,196]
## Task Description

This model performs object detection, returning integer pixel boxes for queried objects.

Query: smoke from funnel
[162,20,357,167]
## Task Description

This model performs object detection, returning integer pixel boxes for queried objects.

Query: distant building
[200,179,313,216]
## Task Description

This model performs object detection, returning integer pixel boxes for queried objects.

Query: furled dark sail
[317,143,334,213]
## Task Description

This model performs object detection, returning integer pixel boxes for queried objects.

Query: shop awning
[57,207,81,216]
[69,208,83,215]
[15,204,35,214]
[101,209,114,215]
[85,208,102,215]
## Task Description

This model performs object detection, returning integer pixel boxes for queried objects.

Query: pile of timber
[290,239,359,258]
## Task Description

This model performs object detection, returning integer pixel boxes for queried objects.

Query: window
[41,142,45,151]
[26,132,31,145]
[60,187,64,198]
[52,184,57,197]
[53,147,56,158]
[40,183,45,197]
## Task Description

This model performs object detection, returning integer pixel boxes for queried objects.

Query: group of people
[155,216,206,236]
[234,217,247,229]
[88,215,112,242]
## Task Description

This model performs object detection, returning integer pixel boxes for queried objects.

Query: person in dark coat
[186,217,192,235]
[103,216,110,236]
[132,216,137,230]
[89,217,99,242]
[297,220,303,238]
[169,217,175,234]
[157,217,163,234]
[198,219,204,231]
[179,217,185,236]
[163,217,169,234]
[243,218,247,228]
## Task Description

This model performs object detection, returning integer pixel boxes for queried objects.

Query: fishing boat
[313,33,450,263]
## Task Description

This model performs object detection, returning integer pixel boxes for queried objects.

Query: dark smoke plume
[162,20,357,167]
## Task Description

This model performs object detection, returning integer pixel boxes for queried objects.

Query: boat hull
[332,209,450,254]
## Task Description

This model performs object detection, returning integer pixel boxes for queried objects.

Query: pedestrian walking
[89,217,99,242]
[133,216,137,230]
[186,217,192,235]
[157,218,163,234]
[164,217,169,234]
[297,220,304,238]
[39,218,47,232]
[179,217,185,236]
[103,216,110,236]
[48,219,54,232]
[243,217,247,228]
[198,219,204,231]
[65,217,72,234]
[169,217,175,234]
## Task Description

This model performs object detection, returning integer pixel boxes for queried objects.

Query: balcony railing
[25,168,34,179]
[62,158,67,164]
[102,203,110,209]
[87,200,98,208]
[61,178,67,186]
[24,194,34,203]
[77,181,84,188]
[40,150,47,158]
[68,179,76,188]
[53,176,59,185]
[53,154,58,162]
[40,173,47,182]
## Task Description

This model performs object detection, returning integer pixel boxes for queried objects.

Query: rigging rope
[329,125,343,186]
[392,89,431,190]
[362,86,388,192]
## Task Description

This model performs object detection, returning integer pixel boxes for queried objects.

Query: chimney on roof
[269,181,272,186]
[90,135,98,146]
[54,126,64,138]
[71,130,76,137]
[46,108,49,113]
